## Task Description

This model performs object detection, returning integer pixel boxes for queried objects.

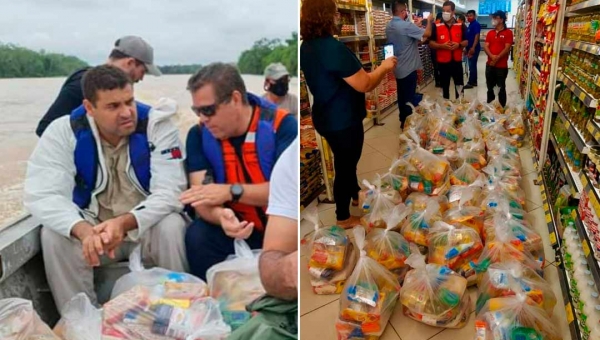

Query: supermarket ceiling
[0,0,298,65]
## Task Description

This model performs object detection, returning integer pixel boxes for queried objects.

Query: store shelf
[566,0,600,14]
[555,101,595,153]
[560,264,585,340]
[587,120,600,145]
[535,56,543,66]
[300,184,326,212]
[338,35,370,42]
[558,72,599,107]
[562,39,600,55]
[336,3,367,11]
[580,171,600,230]
[538,172,560,247]
[550,134,583,197]
[374,35,386,40]
[380,100,398,120]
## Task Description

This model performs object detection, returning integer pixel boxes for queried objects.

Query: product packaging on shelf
[400,247,470,328]
[0,298,60,340]
[337,227,401,339]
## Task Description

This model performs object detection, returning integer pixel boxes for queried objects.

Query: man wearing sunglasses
[181,63,297,281]
[262,63,298,118]
[24,65,188,313]
[36,35,161,137]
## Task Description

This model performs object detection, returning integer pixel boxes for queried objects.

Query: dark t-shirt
[300,36,366,133]
[466,20,482,50]
[185,111,298,175]
[36,67,90,137]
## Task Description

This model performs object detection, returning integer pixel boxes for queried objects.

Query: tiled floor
[299,57,572,339]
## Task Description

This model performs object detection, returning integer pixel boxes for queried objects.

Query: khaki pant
[41,213,188,314]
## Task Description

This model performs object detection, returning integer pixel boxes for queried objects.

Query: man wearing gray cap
[262,63,298,118]
[35,35,161,137]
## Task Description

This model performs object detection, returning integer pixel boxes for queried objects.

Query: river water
[0,74,298,227]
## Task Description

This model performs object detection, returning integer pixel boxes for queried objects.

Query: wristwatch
[230,184,244,203]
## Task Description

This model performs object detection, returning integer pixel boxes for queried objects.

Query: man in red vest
[484,10,514,107]
[180,63,297,280]
[428,1,468,99]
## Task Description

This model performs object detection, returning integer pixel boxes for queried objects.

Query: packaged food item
[0,298,61,340]
[103,284,231,340]
[401,132,452,196]
[360,179,402,230]
[483,213,544,263]
[474,294,561,340]
[338,227,401,339]
[111,246,208,300]
[305,205,349,272]
[401,199,442,250]
[475,261,556,316]
[405,192,449,213]
[380,159,411,200]
[428,119,461,154]
[365,209,411,283]
[310,242,358,295]
[400,247,471,328]
[206,239,265,330]
[453,147,487,171]
[444,187,485,235]
[450,162,482,186]
[427,221,483,284]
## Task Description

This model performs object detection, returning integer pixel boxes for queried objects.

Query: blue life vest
[71,102,152,209]
[201,93,281,184]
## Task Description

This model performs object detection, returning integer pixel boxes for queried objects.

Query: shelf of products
[566,0,600,14]
[558,72,600,107]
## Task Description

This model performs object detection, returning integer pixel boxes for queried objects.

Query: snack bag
[401,199,442,250]
[311,242,358,295]
[0,298,60,340]
[427,221,483,284]
[365,207,411,282]
[400,247,471,328]
[206,239,265,330]
[360,179,402,230]
[305,205,349,272]
[111,246,207,300]
[103,285,231,340]
[337,227,401,338]
[444,187,485,235]
[475,261,556,316]
[474,294,561,340]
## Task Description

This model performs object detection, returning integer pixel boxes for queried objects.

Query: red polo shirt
[485,28,514,68]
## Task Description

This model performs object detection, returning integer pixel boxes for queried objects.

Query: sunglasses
[191,103,218,117]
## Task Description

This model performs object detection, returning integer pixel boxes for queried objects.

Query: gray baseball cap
[114,36,162,76]
[264,63,289,80]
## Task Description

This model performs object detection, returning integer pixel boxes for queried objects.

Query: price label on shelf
[565,119,571,130]
[549,232,557,245]
[583,239,591,257]
[579,92,587,102]
[566,303,575,324]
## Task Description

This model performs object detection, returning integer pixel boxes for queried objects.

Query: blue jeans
[467,50,480,85]
[396,71,418,127]
[185,218,264,281]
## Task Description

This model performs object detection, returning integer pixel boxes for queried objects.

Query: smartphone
[383,44,394,59]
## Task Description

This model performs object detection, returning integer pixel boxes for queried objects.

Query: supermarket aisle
[299,56,572,340]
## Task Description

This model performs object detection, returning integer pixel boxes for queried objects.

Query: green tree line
[237,32,298,77]
[158,64,203,75]
[0,43,88,78]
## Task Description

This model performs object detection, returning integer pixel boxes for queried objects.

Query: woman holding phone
[300,0,397,228]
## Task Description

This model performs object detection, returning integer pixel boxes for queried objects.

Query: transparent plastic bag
[447,183,484,209]
[474,294,561,340]
[111,245,207,300]
[404,131,452,196]
[103,284,231,340]
[453,146,487,171]
[475,261,556,316]
[483,212,544,263]
[401,199,442,249]
[380,158,410,200]
[428,119,461,154]
[444,187,485,235]
[427,221,483,283]
[0,298,60,340]
[450,162,481,186]
[310,242,358,295]
[305,205,349,272]
[365,209,411,282]
[338,227,401,338]
[206,239,265,330]
[60,293,101,340]
[400,246,470,328]
[405,192,449,213]
[360,179,402,230]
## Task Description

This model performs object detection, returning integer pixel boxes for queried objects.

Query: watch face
[232,184,243,196]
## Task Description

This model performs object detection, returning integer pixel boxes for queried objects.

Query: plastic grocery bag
[450,162,481,186]
[111,245,207,300]
[380,158,410,199]
[365,207,411,282]
[427,221,483,283]
[427,118,461,154]
[444,187,485,235]
[206,239,265,330]
[360,179,402,230]
[401,199,442,249]
[103,284,231,340]
[447,183,484,209]
[405,192,449,213]
[483,212,544,262]
[60,293,101,340]
[0,298,60,340]
[337,227,401,338]
[304,204,349,272]
[403,131,452,196]
[400,246,471,328]
[475,261,556,316]
[474,294,561,340]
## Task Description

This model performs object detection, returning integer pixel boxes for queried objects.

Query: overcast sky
[0,0,298,65]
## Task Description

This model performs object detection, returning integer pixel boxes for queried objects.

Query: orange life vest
[435,23,464,63]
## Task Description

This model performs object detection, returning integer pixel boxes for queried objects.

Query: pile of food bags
[0,298,61,340]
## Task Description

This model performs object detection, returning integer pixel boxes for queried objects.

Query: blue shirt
[466,20,481,50]
[300,36,366,133]
[386,17,425,79]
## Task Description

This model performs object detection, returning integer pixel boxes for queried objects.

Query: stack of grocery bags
[304,93,562,340]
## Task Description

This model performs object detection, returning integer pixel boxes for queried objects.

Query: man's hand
[468,48,475,58]
[449,42,459,51]
[220,208,254,239]
[444,41,454,50]
[490,55,499,66]
[93,214,136,259]
[71,221,103,267]
[180,184,232,207]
